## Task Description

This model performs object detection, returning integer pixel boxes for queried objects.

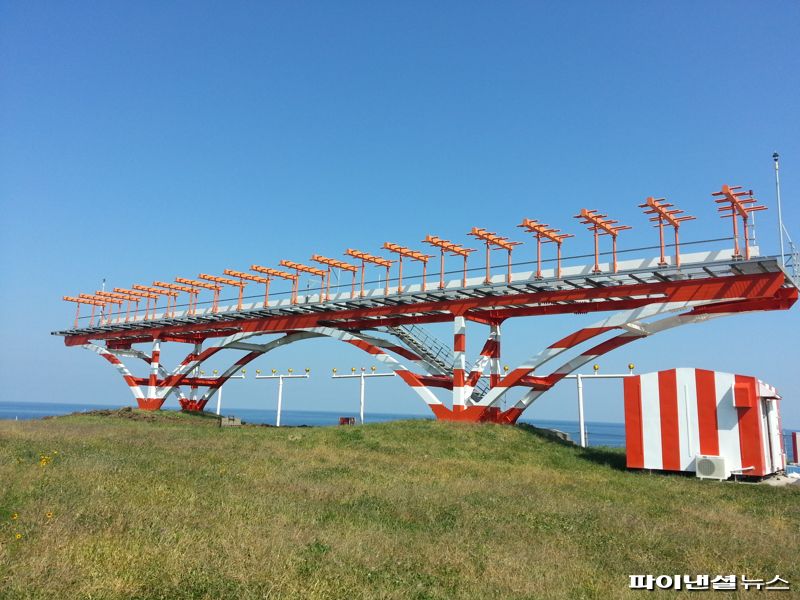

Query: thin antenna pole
[774,152,785,266]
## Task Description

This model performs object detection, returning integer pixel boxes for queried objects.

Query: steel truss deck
[53,249,798,421]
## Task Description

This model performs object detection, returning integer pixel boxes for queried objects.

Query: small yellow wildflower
[15,533,22,540]
[11,513,18,521]
[46,512,54,519]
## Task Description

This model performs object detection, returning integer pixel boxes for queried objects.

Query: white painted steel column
[216,386,222,416]
[359,373,366,424]
[276,376,284,427]
[576,374,586,448]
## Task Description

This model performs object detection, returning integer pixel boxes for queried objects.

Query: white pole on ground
[255,369,310,427]
[359,372,366,424]
[331,367,395,424]
[277,376,283,426]
[774,152,785,266]
[211,370,245,416]
[563,363,636,448]
[576,374,586,448]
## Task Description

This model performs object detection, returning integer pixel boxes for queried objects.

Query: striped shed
[624,368,785,478]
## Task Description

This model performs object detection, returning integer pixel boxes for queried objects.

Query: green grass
[1,410,798,599]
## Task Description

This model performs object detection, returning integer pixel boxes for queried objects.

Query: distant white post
[208,369,245,416]
[255,368,310,426]
[563,363,636,448]
[774,152,785,266]
[331,367,395,424]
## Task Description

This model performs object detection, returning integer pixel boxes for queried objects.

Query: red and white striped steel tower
[199,274,248,311]
[175,278,222,313]
[279,260,327,302]
[382,243,433,293]
[311,255,358,300]
[62,295,105,327]
[467,227,520,284]
[712,184,767,260]
[574,209,631,274]
[517,219,573,279]
[638,197,695,268]
[153,281,200,316]
[250,265,298,304]
[422,235,475,288]
[223,270,273,308]
[344,249,394,297]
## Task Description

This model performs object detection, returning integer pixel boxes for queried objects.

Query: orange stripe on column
[658,370,681,471]
[623,376,644,468]
[694,369,719,456]
[735,375,766,476]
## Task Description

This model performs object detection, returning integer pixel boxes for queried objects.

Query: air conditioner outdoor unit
[695,455,729,480]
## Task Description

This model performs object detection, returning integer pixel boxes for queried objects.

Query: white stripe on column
[640,372,663,470]
[675,368,700,471]
[714,371,742,473]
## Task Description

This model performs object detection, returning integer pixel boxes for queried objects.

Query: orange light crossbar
[422,235,475,288]
[467,227,521,284]
[574,209,632,274]
[712,184,767,260]
[80,293,122,325]
[250,266,299,304]
[133,284,180,318]
[112,287,158,322]
[279,260,327,303]
[153,281,201,316]
[344,249,394,296]
[63,295,105,328]
[175,277,223,314]
[199,274,248,310]
[638,197,696,268]
[517,219,573,279]
[224,269,273,308]
[382,243,433,293]
[311,255,358,300]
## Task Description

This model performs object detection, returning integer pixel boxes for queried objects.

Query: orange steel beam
[344,249,394,297]
[175,277,222,313]
[638,197,696,268]
[80,293,122,325]
[422,235,475,288]
[111,288,152,323]
[114,287,160,323]
[153,281,201,316]
[224,269,272,308]
[133,284,180,318]
[279,260,327,303]
[574,209,632,274]
[63,295,105,327]
[311,255,358,300]
[199,274,248,311]
[250,265,298,304]
[467,227,521,284]
[517,219,573,279]
[712,184,767,260]
[382,243,433,293]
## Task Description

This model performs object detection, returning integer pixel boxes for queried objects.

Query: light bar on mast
[344,249,394,297]
[382,243,433,293]
[311,255,358,300]
[467,227,520,284]
[638,197,695,268]
[517,219,573,279]
[422,235,475,288]
[712,184,767,260]
[574,209,631,274]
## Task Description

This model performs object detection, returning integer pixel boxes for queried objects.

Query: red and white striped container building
[624,368,786,478]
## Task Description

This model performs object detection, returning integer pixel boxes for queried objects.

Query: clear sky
[1,2,798,426]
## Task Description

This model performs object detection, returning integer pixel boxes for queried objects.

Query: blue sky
[1,2,798,426]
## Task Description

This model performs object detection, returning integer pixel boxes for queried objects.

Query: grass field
[1,409,798,599]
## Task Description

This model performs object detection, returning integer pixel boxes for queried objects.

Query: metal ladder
[386,324,490,400]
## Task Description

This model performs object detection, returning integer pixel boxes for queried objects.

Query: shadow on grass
[515,423,628,471]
